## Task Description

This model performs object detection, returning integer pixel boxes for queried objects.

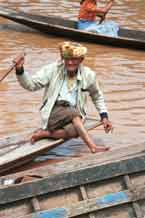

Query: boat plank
[0,139,62,165]
[0,138,63,175]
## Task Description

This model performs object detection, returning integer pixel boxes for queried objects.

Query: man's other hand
[102,118,113,133]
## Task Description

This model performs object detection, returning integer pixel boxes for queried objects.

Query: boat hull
[0,142,145,218]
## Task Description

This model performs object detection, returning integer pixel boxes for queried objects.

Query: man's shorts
[47,100,81,138]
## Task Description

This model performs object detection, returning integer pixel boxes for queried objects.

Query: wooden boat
[0,118,101,176]
[0,141,145,218]
[0,7,145,50]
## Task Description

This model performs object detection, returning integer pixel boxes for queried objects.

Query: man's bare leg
[31,117,109,153]
[31,129,51,144]
[50,129,68,139]
[31,129,68,144]
[72,116,109,153]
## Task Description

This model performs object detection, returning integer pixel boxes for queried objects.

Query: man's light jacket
[17,61,108,129]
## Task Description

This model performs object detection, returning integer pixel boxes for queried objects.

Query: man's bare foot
[33,128,42,134]
[30,129,50,144]
[89,146,110,153]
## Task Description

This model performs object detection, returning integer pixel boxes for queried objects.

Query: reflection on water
[0,0,145,170]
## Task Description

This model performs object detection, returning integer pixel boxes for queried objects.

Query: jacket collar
[63,65,83,81]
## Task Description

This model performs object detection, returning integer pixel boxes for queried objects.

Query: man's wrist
[100,112,108,121]
[16,66,24,75]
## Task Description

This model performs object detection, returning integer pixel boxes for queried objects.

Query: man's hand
[13,53,25,70]
[99,12,107,24]
[102,118,113,133]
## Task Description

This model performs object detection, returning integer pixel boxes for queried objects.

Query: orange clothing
[78,0,98,21]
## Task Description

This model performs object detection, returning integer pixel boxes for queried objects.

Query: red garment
[78,0,98,21]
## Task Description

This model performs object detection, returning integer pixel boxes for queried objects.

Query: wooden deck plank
[0,138,63,175]
[0,139,62,165]
[0,132,30,149]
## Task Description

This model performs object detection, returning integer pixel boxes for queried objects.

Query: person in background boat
[78,0,119,37]
[14,41,113,153]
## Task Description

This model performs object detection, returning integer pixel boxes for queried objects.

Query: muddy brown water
[0,0,144,171]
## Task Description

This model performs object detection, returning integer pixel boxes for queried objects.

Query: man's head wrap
[59,41,87,59]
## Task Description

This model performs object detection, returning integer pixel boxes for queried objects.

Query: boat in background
[0,7,145,50]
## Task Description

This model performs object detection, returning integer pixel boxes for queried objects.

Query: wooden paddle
[99,14,106,24]
[0,53,25,83]
[98,0,114,24]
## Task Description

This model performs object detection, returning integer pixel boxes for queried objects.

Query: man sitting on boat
[78,0,119,37]
[14,41,112,153]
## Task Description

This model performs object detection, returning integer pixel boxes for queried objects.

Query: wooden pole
[0,54,24,83]
[0,64,16,83]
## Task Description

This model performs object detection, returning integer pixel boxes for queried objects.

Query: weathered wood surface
[1,162,145,218]
[123,175,143,218]
[0,7,145,50]
[18,184,145,218]
[80,185,97,218]
[0,138,63,175]
[0,142,145,205]
[2,140,145,181]
[0,143,145,218]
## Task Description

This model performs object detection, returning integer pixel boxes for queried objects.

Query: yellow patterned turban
[59,41,87,59]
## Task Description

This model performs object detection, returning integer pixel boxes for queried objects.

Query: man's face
[64,57,83,76]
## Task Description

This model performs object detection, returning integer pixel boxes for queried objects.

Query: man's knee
[72,116,84,129]
[63,123,79,139]
[72,116,82,124]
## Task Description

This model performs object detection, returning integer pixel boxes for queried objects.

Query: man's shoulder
[39,61,63,77]
[81,65,96,77]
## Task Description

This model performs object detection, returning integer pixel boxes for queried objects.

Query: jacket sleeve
[16,64,54,91]
[88,72,108,115]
